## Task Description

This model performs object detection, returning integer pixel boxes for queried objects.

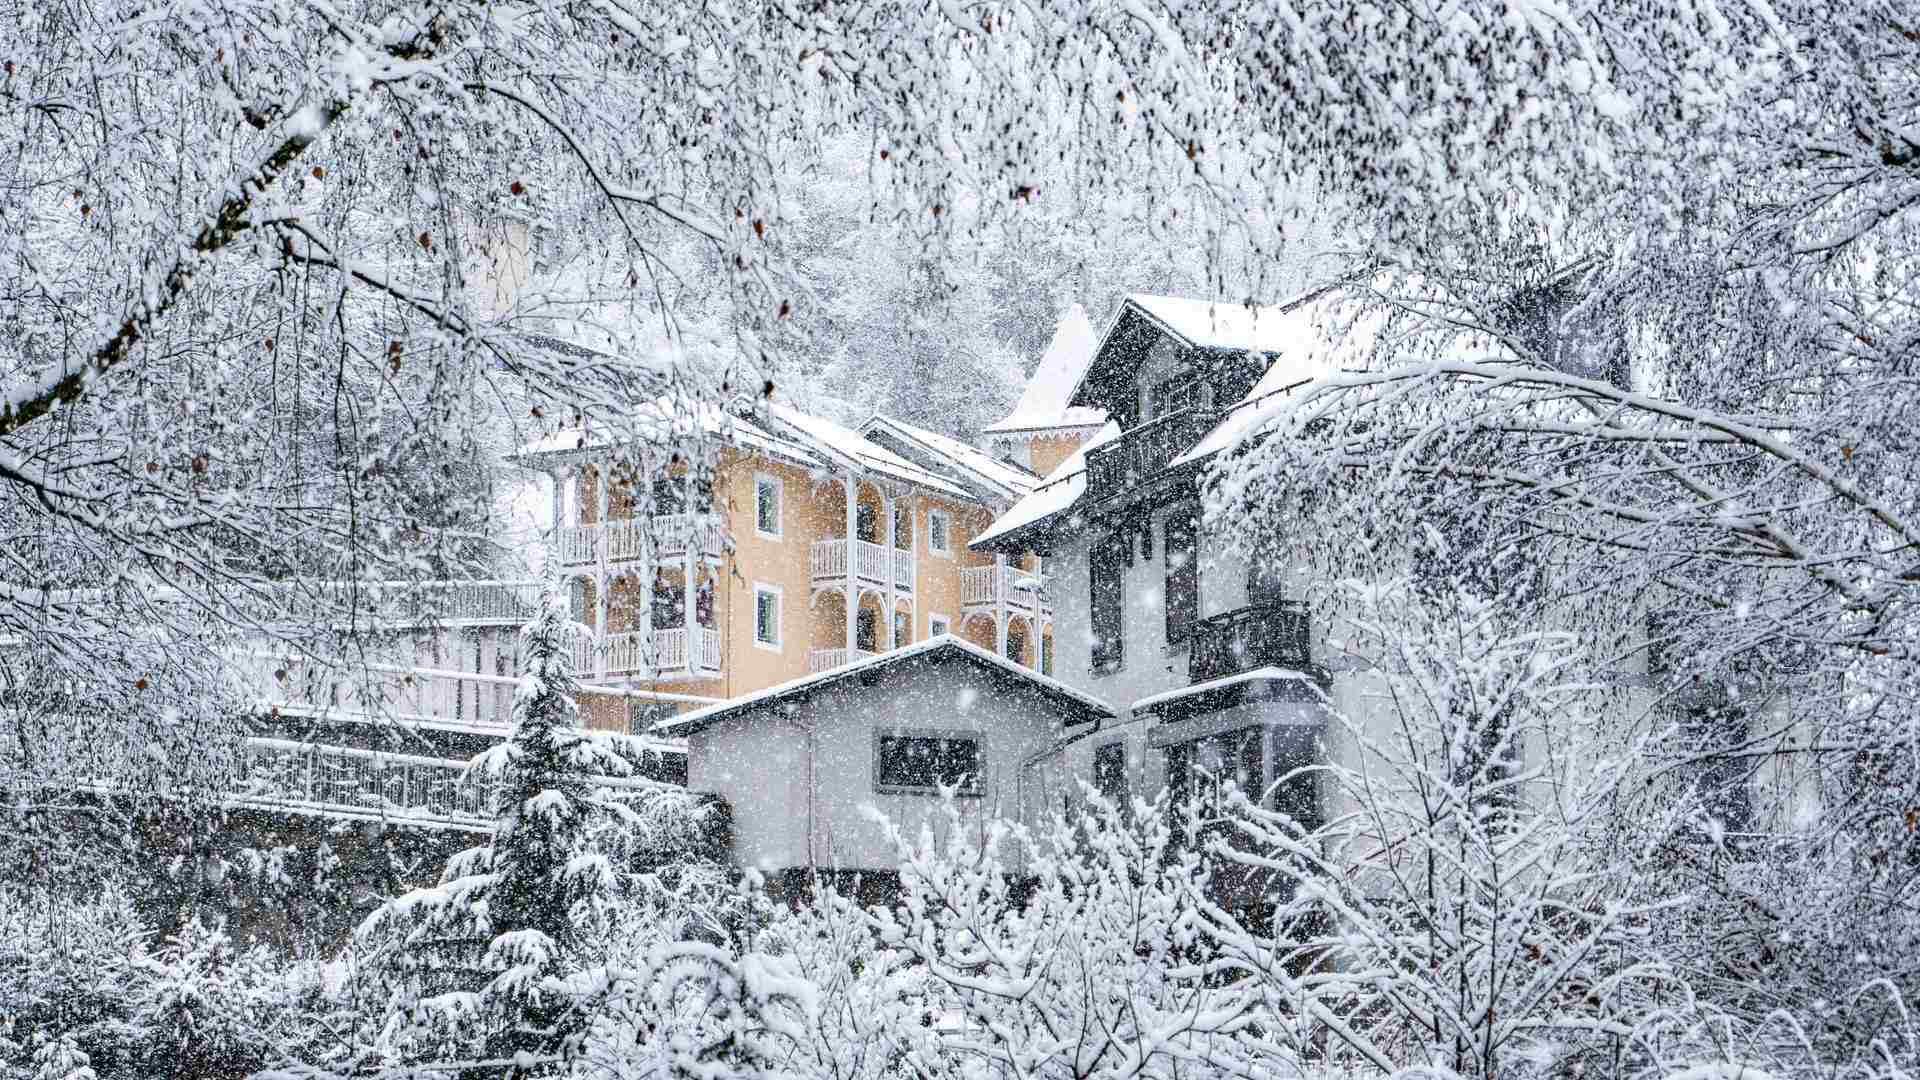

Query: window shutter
[1164,510,1199,645]
[1090,533,1125,674]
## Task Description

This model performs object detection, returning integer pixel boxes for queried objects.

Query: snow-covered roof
[514,399,979,503]
[859,415,1040,502]
[1129,666,1317,714]
[983,304,1109,435]
[762,404,974,500]
[512,398,819,469]
[968,421,1120,551]
[1172,297,1375,466]
[1125,294,1313,354]
[656,634,1115,736]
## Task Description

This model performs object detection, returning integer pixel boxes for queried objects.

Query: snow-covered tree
[362,592,634,1072]
[1197,579,1679,1079]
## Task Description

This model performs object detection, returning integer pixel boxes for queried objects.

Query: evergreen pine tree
[363,591,630,1075]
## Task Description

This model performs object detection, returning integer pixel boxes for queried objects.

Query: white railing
[555,515,726,567]
[250,580,544,627]
[236,737,498,824]
[961,565,1051,616]
[809,538,848,579]
[808,647,878,674]
[570,627,721,678]
[246,653,519,728]
[809,539,914,591]
[232,737,685,829]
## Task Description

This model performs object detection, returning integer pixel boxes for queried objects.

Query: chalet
[658,634,1114,888]
[973,290,1794,845]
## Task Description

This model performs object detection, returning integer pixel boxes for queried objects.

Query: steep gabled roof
[759,404,974,500]
[655,635,1116,737]
[859,414,1040,504]
[983,304,1108,435]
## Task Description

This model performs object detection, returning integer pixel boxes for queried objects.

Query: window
[1164,509,1200,646]
[1040,635,1054,676]
[927,510,952,555]
[753,585,781,650]
[1680,702,1753,833]
[754,474,782,538]
[651,574,682,629]
[1146,374,1195,423]
[1093,740,1130,809]
[1090,532,1127,675]
[893,610,911,648]
[929,614,951,638]
[894,505,913,549]
[628,699,677,735]
[875,731,983,795]
[1269,725,1324,833]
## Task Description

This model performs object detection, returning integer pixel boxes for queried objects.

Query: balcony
[556,514,725,567]
[808,647,879,674]
[1083,406,1217,499]
[230,737,692,829]
[572,626,723,680]
[961,565,1052,618]
[246,653,521,728]
[253,580,543,627]
[810,538,915,594]
[1187,602,1312,685]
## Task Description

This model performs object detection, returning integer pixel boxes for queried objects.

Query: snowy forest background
[3,0,1919,1078]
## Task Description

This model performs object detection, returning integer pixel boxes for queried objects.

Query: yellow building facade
[518,403,1057,732]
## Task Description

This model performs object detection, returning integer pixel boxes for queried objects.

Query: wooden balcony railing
[571,626,722,679]
[1187,602,1312,685]
[808,647,879,674]
[1084,406,1217,498]
[246,654,521,727]
[810,538,914,592]
[230,738,689,828]
[555,514,726,567]
[247,580,544,627]
[960,565,1052,616]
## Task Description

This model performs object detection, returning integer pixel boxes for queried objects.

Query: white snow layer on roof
[514,399,819,465]
[864,415,1039,499]
[1130,666,1316,712]
[656,633,1115,733]
[1173,299,1374,465]
[970,420,1120,548]
[984,304,1108,434]
[760,404,973,499]
[1128,293,1320,354]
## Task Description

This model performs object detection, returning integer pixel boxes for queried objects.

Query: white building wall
[688,717,808,872]
[684,657,1088,873]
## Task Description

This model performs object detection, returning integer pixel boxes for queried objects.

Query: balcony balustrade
[556,514,726,567]
[571,626,722,680]
[810,538,915,593]
[246,653,520,727]
[1083,406,1217,499]
[808,647,879,674]
[246,580,543,628]
[1187,601,1313,685]
[960,564,1052,617]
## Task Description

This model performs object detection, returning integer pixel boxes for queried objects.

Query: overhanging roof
[656,635,1115,737]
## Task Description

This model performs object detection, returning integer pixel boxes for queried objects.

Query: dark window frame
[873,729,986,797]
